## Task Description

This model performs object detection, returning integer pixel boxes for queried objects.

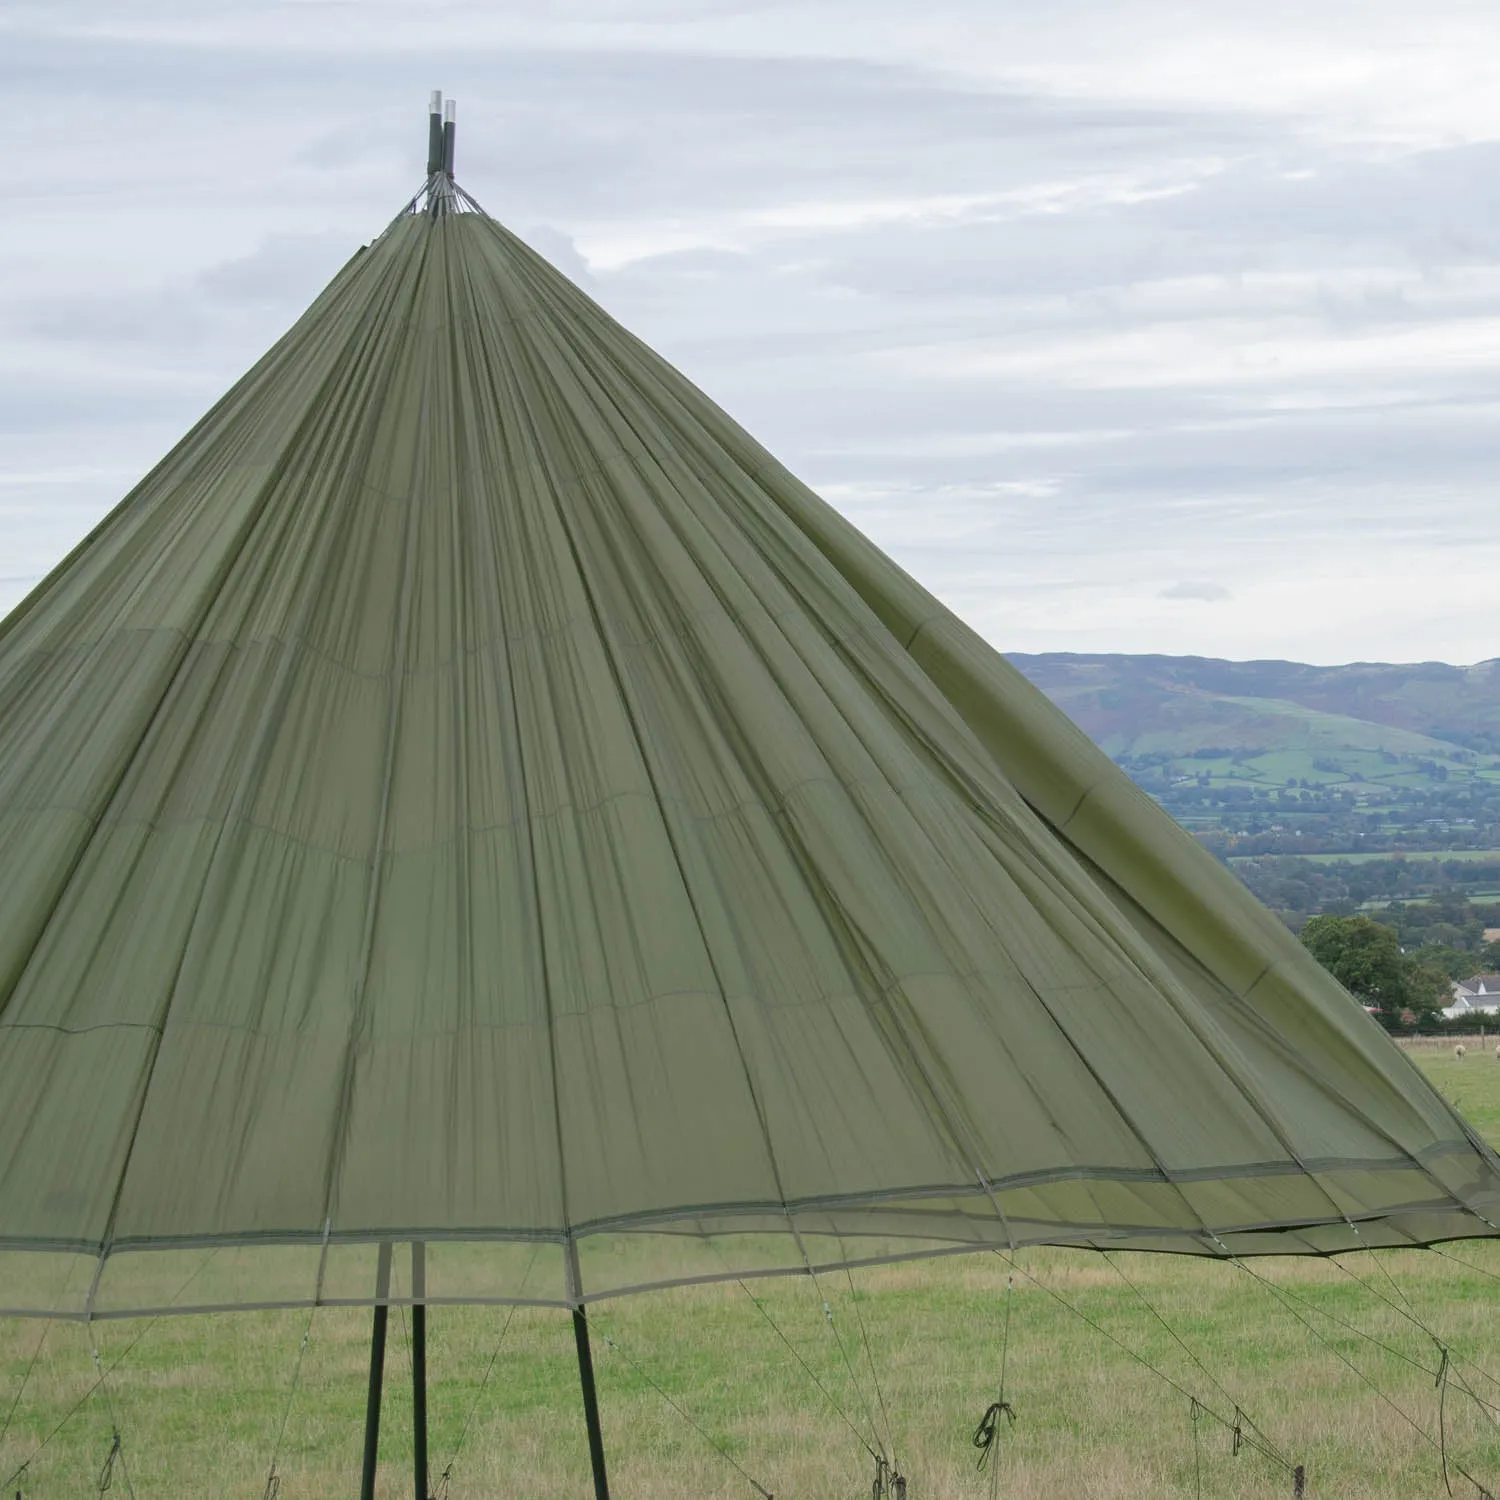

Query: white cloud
[4,3,1500,664]
[1160,581,1232,601]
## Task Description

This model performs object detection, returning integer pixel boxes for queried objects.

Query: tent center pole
[413,1242,429,1500]
[572,1304,611,1500]
[359,1242,394,1500]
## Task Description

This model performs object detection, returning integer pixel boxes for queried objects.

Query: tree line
[1298,897,1500,1033]
[1232,854,1500,918]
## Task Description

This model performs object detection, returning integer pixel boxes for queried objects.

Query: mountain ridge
[1009,653,1500,757]
[1006,652,1500,856]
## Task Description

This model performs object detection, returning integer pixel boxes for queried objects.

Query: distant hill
[1006,654,1500,858]
[1008,655,1500,758]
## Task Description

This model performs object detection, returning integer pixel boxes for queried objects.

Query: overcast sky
[3,2,1499,664]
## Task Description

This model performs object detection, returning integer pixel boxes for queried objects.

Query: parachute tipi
[2,90,1497,1356]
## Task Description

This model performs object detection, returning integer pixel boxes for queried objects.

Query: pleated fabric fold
[2,206,1498,1317]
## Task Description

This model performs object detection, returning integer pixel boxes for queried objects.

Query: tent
[3,96,1498,1497]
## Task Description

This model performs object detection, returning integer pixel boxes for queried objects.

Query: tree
[1406,960,1456,1018]
[1301,915,1409,1010]
[1300,914,1450,1031]
[1410,944,1479,982]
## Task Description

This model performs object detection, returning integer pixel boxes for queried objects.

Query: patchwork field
[1227,849,1500,867]
[3,1049,1500,1498]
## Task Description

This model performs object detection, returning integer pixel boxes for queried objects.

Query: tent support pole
[572,1304,611,1500]
[413,1242,429,1500]
[359,1242,394,1500]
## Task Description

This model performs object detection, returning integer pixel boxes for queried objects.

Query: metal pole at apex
[426,90,443,175]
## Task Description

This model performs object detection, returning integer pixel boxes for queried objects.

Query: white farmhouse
[1442,973,1500,1022]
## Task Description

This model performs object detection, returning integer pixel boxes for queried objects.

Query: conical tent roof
[2,163,1498,1321]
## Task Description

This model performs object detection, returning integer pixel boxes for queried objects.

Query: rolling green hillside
[1010,654,1500,756]
[1007,653,1500,858]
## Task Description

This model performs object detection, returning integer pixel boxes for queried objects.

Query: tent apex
[415,89,466,219]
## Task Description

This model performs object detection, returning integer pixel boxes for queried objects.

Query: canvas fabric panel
[1,209,1498,1317]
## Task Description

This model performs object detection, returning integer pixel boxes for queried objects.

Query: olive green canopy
[2,184,1498,1321]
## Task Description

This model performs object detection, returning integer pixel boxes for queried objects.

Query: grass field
[1150,745,1494,794]
[1226,849,1500,867]
[5,1051,1500,1498]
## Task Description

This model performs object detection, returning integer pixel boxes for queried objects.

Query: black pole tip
[426,90,444,175]
[441,99,456,177]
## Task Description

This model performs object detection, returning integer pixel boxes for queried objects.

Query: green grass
[1404,1042,1500,1141]
[1151,745,1490,786]
[4,1054,1500,1497]
[1361,893,1500,911]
